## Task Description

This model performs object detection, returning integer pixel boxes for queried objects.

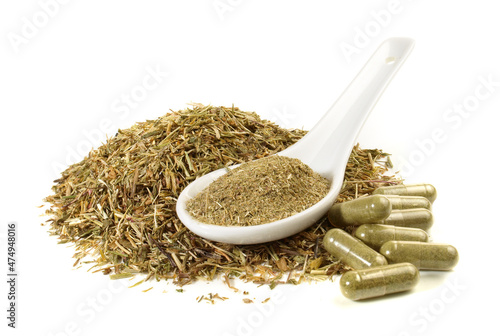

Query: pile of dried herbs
[187,155,331,226]
[44,104,400,286]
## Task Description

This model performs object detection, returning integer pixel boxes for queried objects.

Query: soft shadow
[417,270,453,291]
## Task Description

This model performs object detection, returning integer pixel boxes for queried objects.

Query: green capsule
[354,224,429,250]
[383,195,432,210]
[380,241,459,270]
[327,195,392,227]
[323,228,387,269]
[339,263,419,300]
[376,209,433,231]
[373,184,437,203]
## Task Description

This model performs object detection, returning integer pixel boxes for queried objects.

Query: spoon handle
[282,37,415,179]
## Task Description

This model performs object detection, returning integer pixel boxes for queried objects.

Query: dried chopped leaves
[44,104,399,286]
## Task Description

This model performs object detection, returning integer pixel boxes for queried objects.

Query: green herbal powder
[187,155,331,226]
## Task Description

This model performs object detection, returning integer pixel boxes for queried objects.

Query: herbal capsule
[383,195,432,210]
[340,263,419,300]
[373,184,437,203]
[323,228,387,269]
[380,241,459,270]
[376,209,433,231]
[327,195,392,227]
[354,224,429,250]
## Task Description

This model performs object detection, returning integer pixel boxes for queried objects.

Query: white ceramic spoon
[176,37,415,244]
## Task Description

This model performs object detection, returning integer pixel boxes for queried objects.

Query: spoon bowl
[176,37,415,244]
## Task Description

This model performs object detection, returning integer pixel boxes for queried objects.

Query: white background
[1,1,499,336]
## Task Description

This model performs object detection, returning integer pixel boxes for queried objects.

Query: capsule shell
[376,209,433,231]
[354,224,429,250]
[380,241,459,270]
[340,262,419,300]
[383,195,432,210]
[328,195,392,227]
[373,184,437,203]
[323,228,387,269]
